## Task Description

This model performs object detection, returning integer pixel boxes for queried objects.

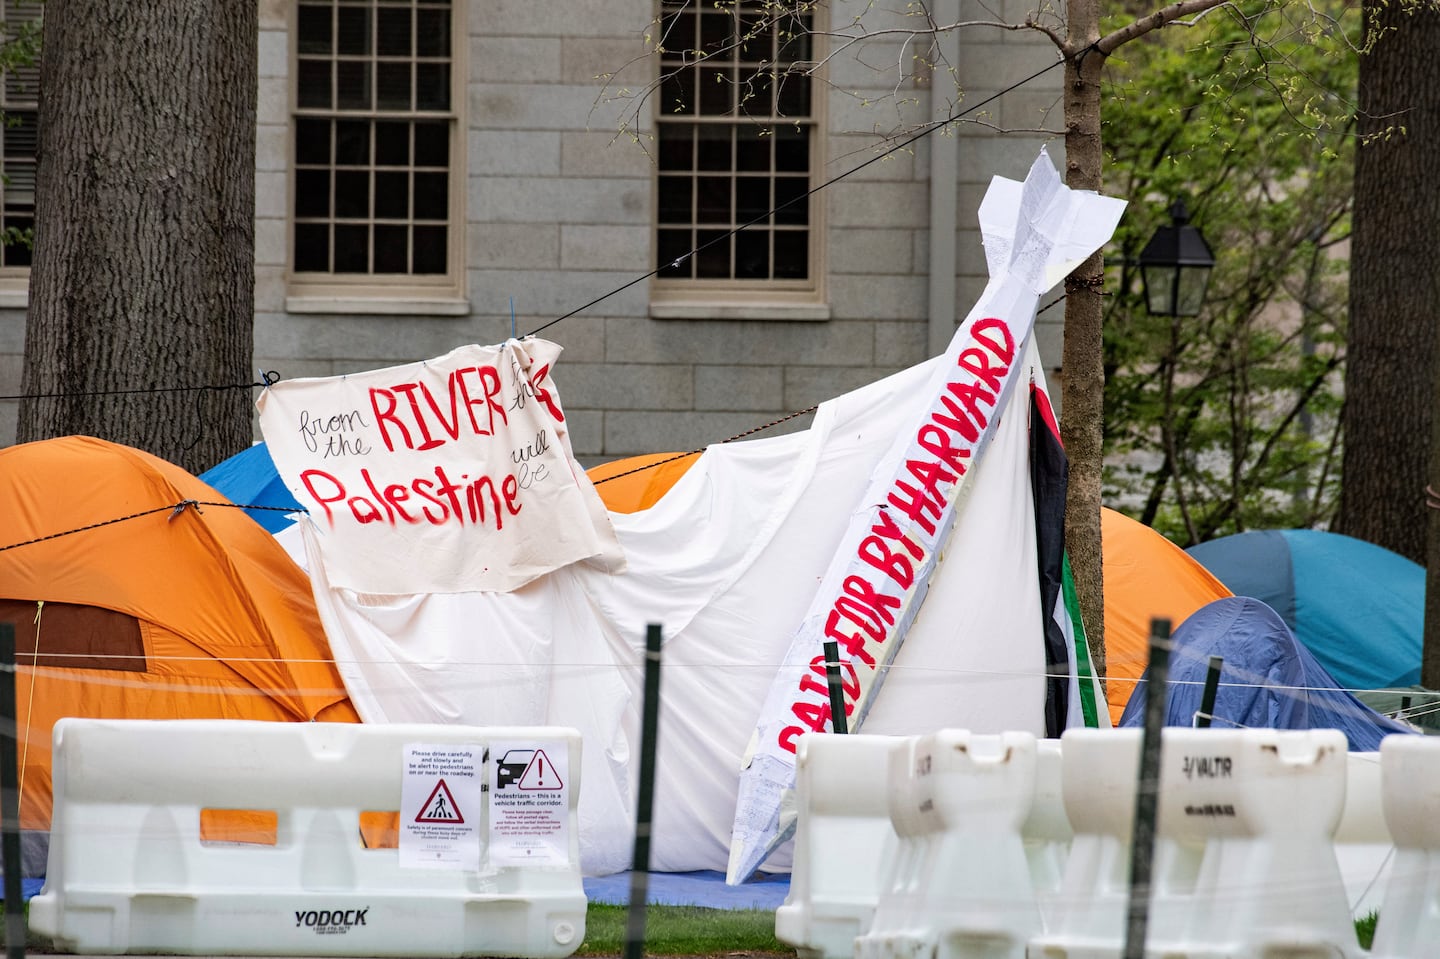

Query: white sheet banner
[725,149,1126,883]
[257,338,623,594]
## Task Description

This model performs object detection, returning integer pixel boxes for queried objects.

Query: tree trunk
[1340,0,1440,568]
[18,0,257,475]
[1061,0,1108,682]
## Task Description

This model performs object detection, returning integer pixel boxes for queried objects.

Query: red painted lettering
[808,654,862,700]
[835,596,886,642]
[390,383,445,451]
[360,469,397,523]
[429,465,466,519]
[798,674,855,715]
[916,423,971,476]
[300,465,524,531]
[870,511,924,560]
[791,699,831,733]
[779,725,805,753]
[465,475,503,527]
[369,388,411,453]
[887,479,944,537]
[530,363,564,422]
[455,365,507,436]
[381,482,419,524]
[933,390,981,443]
[349,497,385,524]
[370,363,511,453]
[823,609,878,667]
[972,317,1015,363]
[946,379,995,430]
[956,347,1005,395]
[841,575,901,627]
[906,457,957,506]
[301,469,346,524]
[502,473,522,517]
[419,372,468,443]
[858,535,915,589]
[410,477,453,525]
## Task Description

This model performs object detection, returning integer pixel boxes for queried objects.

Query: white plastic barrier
[856,730,1041,959]
[1334,751,1392,919]
[29,719,586,957]
[1023,739,1073,928]
[1370,735,1440,958]
[1028,728,1142,958]
[1147,728,1358,958]
[774,733,900,959]
[1031,727,1361,959]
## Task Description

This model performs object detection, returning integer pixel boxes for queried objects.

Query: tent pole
[1122,617,1171,959]
[624,623,664,959]
[0,623,23,959]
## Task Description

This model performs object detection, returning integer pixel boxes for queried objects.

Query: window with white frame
[653,0,820,297]
[0,0,39,279]
[291,0,461,299]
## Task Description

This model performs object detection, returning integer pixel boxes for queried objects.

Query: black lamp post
[1138,199,1216,316]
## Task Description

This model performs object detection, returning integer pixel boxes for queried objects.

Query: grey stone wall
[0,0,1065,464]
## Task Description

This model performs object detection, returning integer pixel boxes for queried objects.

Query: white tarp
[276,148,1123,878]
[259,339,623,595]
[283,335,1053,876]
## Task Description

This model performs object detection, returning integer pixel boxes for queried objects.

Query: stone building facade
[0,0,1063,464]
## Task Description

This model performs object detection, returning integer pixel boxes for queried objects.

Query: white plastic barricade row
[856,730,1042,959]
[1030,727,1361,959]
[1370,735,1440,958]
[29,719,586,957]
[774,733,900,959]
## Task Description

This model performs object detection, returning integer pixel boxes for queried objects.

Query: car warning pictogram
[415,778,464,823]
[517,749,563,790]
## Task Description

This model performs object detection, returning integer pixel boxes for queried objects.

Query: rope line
[0,374,278,403]
[0,500,292,554]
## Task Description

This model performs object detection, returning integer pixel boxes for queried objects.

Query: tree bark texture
[1339,0,1440,566]
[19,0,257,475]
[1060,0,1108,683]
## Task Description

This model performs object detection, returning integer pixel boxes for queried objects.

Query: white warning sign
[400,743,481,870]
[489,741,570,866]
[416,779,464,823]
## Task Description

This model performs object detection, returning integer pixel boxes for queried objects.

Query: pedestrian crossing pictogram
[415,778,464,823]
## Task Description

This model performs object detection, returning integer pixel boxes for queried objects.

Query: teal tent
[1186,530,1422,692]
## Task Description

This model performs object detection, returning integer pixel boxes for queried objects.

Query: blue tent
[1186,529,1422,692]
[199,443,302,533]
[1119,596,1415,751]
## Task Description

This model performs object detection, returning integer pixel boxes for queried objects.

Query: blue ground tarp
[1120,596,1416,751]
[583,870,789,910]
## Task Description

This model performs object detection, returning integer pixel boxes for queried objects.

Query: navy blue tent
[199,442,302,533]
[1119,596,1415,751]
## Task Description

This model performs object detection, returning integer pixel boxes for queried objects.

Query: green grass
[577,904,789,956]
[1355,911,1378,951]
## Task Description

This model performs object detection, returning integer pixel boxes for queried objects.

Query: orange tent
[1097,508,1231,724]
[587,454,1231,726]
[0,437,357,860]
